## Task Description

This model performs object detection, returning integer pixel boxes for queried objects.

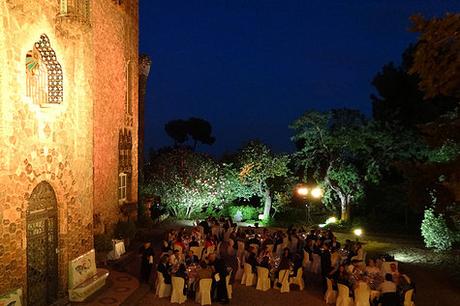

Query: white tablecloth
[107,239,126,260]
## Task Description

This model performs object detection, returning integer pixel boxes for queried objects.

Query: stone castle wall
[92,0,139,230]
[0,0,94,297]
[0,0,139,300]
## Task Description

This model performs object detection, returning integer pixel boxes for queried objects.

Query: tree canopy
[410,13,460,99]
[164,117,216,149]
[234,140,290,219]
[291,109,424,220]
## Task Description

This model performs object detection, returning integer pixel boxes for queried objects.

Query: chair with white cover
[289,237,298,253]
[195,278,212,306]
[256,267,271,291]
[190,246,204,259]
[336,283,354,306]
[235,257,244,281]
[237,241,245,259]
[354,281,370,306]
[324,278,337,304]
[311,253,322,275]
[241,263,257,286]
[170,276,187,304]
[155,272,172,298]
[302,250,310,269]
[226,272,233,299]
[275,269,290,293]
[266,244,274,253]
[289,267,304,290]
[404,289,415,306]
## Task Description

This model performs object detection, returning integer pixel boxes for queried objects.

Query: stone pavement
[71,270,139,306]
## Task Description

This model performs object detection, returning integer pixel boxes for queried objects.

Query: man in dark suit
[208,253,229,304]
[157,254,172,284]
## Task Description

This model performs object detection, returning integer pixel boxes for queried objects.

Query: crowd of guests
[139,216,415,306]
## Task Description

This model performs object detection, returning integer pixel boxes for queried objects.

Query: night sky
[139,0,460,157]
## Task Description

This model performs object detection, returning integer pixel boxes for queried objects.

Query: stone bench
[68,249,109,302]
[0,288,23,306]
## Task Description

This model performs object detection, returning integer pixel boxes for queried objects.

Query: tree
[164,117,216,150]
[143,148,225,218]
[372,45,457,128]
[165,120,189,145]
[234,141,290,220]
[187,117,216,150]
[291,109,422,221]
[409,13,460,99]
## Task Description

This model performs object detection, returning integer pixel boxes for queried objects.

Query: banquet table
[107,239,126,260]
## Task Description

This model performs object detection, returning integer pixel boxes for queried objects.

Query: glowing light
[318,223,326,228]
[353,228,363,237]
[325,217,337,224]
[258,214,265,220]
[297,187,309,196]
[311,187,323,198]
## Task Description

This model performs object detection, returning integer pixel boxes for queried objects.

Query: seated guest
[351,242,364,261]
[292,252,303,276]
[246,248,258,273]
[157,255,172,284]
[189,236,200,247]
[169,249,182,266]
[390,263,400,280]
[174,236,186,252]
[365,259,381,275]
[248,234,261,247]
[331,236,341,250]
[204,235,215,249]
[175,264,189,280]
[379,273,399,306]
[276,248,292,278]
[174,264,189,295]
[333,264,351,287]
[185,250,199,265]
[197,260,213,280]
[379,273,397,294]
[258,256,271,270]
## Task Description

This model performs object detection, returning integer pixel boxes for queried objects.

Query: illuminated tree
[144,148,225,218]
[291,109,422,221]
[409,13,460,99]
[234,141,290,220]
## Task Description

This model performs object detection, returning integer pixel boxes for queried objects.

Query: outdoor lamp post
[296,185,323,225]
[353,228,363,241]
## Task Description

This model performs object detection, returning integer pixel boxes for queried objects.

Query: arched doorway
[27,181,58,306]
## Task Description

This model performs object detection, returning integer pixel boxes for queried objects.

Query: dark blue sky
[140,0,459,157]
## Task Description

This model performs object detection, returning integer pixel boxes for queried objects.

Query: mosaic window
[26,34,63,107]
[59,0,90,22]
[118,128,133,173]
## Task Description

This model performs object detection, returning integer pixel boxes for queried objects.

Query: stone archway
[26,181,58,306]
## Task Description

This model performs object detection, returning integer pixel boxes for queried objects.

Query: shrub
[228,205,259,221]
[421,207,457,251]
